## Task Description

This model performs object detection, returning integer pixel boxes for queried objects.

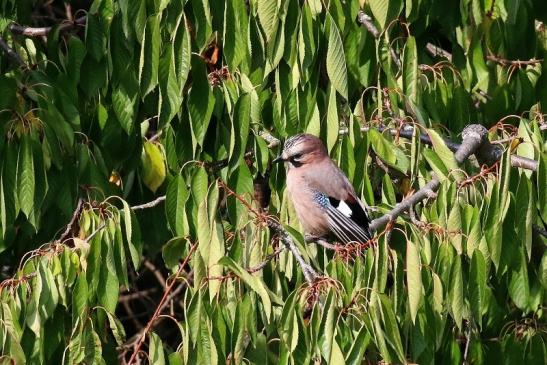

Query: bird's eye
[292,153,303,161]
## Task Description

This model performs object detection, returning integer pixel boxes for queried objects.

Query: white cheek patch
[336,201,353,217]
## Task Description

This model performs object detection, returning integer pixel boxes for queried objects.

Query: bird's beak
[273,155,284,163]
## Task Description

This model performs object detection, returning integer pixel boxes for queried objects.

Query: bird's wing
[313,191,372,244]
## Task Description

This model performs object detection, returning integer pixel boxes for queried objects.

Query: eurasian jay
[274,134,372,244]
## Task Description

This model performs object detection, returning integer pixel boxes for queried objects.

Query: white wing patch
[336,200,353,217]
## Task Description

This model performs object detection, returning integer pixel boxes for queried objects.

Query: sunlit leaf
[140,141,166,193]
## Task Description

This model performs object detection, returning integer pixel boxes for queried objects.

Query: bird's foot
[304,233,326,243]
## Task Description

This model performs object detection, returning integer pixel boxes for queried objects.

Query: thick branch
[369,124,489,232]
[370,179,440,232]
[356,125,538,171]
[9,16,87,37]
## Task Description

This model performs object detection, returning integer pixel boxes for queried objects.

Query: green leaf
[72,274,88,324]
[516,174,534,259]
[190,0,212,49]
[219,257,272,320]
[229,94,251,170]
[226,163,253,229]
[257,0,278,41]
[112,85,137,134]
[149,332,166,365]
[368,128,396,165]
[162,237,187,270]
[318,290,340,363]
[280,291,299,352]
[406,240,422,324]
[159,44,182,128]
[1,143,19,236]
[188,56,215,147]
[403,35,419,104]
[509,247,530,310]
[369,0,402,30]
[17,136,35,218]
[422,148,449,181]
[208,223,225,301]
[469,250,486,327]
[325,86,339,153]
[450,257,464,329]
[174,14,192,93]
[345,324,371,365]
[326,15,348,99]
[426,129,464,181]
[139,14,161,96]
[447,203,463,254]
[86,14,105,61]
[223,0,247,70]
[166,175,189,237]
[140,141,166,193]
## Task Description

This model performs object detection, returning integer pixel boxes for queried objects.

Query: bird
[273,134,372,245]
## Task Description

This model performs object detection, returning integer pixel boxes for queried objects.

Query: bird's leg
[305,234,338,250]
[304,233,324,243]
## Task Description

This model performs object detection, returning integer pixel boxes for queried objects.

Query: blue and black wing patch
[314,192,372,244]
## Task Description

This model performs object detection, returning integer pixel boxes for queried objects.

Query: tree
[0,0,545,364]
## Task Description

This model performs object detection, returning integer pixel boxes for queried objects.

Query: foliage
[0,0,546,364]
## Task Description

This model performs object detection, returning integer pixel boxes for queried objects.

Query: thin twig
[126,243,198,365]
[356,10,401,68]
[486,54,543,67]
[85,223,107,242]
[58,198,84,242]
[218,180,319,284]
[463,324,472,364]
[9,16,87,37]
[143,260,167,289]
[131,196,166,211]
[247,246,285,273]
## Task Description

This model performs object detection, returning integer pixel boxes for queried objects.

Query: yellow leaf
[141,141,166,193]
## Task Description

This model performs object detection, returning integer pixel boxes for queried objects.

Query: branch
[259,130,281,148]
[0,36,25,67]
[218,180,319,284]
[9,16,87,37]
[247,246,285,273]
[356,124,538,171]
[425,42,453,61]
[126,243,197,365]
[131,196,166,211]
[356,10,401,68]
[486,54,543,67]
[267,221,319,283]
[58,198,84,243]
[369,124,490,232]
[356,11,379,38]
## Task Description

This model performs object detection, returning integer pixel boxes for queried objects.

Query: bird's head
[273,134,328,168]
